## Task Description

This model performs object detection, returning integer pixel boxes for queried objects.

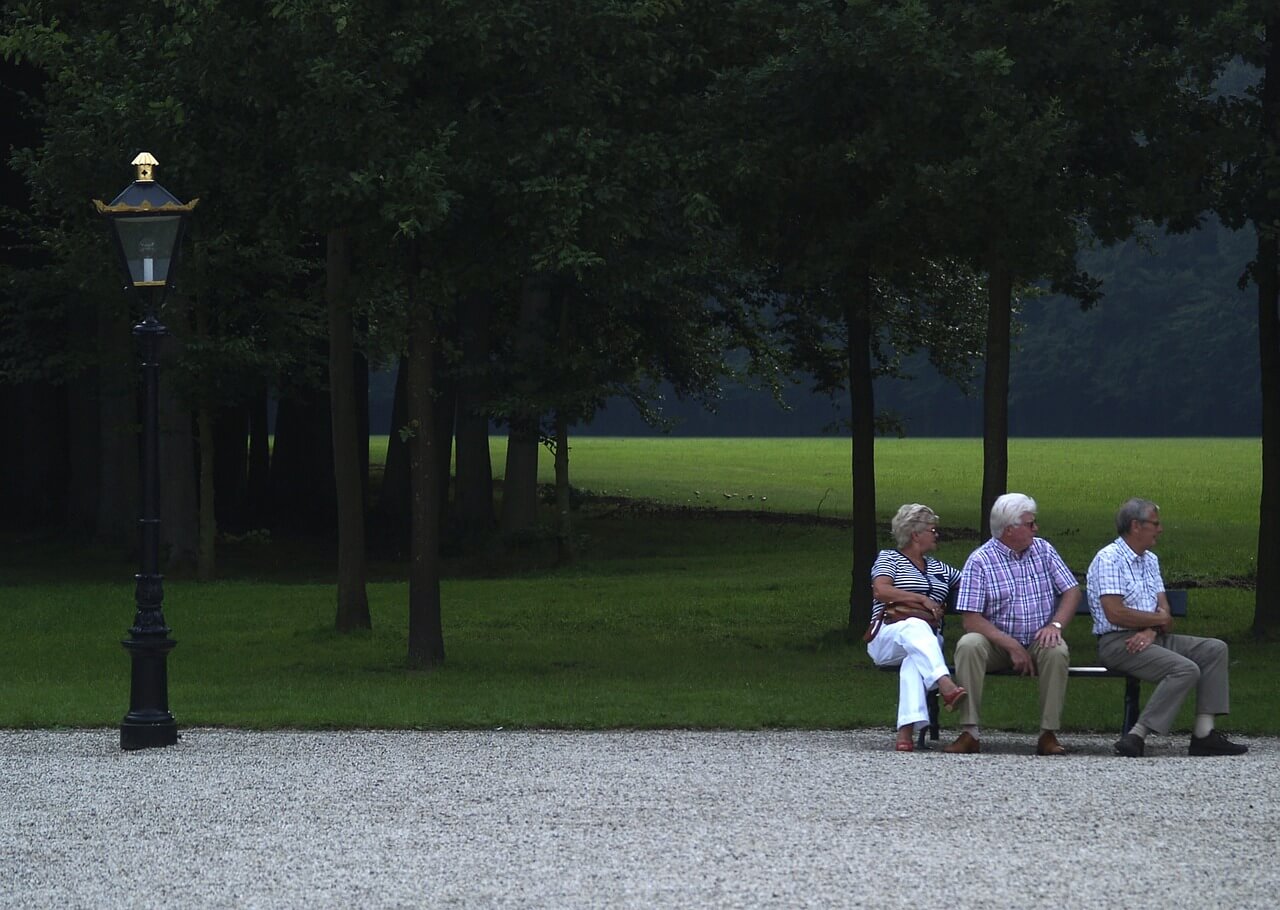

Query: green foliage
[871,219,1261,436]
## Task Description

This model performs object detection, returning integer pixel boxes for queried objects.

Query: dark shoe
[1036,731,1067,756]
[1114,733,1145,758]
[1189,730,1248,756]
[943,731,980,754]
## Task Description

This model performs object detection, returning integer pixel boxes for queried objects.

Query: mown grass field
[2,437,1270,736]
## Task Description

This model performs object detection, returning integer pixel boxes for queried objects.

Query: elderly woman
[866,503,967,751]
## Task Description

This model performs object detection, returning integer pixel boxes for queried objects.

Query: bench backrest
[1072,586,1188,617]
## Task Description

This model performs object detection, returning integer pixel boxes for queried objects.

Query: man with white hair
[944,493,1080,755]
[1087,497,1247,758]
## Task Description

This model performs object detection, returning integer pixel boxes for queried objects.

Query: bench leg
[1122,676,1140,734]
[914,688,942,750]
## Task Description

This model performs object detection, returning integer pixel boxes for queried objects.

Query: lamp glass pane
[114,215,182,285]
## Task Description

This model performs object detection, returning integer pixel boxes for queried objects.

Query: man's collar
[1116,536,1146,559]
[992,536,1030,559]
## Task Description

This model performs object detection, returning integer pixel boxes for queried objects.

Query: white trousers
[866,617,949,730]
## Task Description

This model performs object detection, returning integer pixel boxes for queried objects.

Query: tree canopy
[3,0,1277,638]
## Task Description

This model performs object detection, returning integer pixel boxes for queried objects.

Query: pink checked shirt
[955,536,1079,645]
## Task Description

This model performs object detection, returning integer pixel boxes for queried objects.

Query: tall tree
[930,1,1219,535]
[1254,19,1280,640]
[1207,9,1280,638]
[709,0,989,631]
[326,228,369,630]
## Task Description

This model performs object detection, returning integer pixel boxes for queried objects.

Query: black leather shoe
[1189,730,1248,756]
[1114,733,1145,758]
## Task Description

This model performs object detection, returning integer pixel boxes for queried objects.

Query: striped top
[1086,536,1165,635]
[955,537,1078,645]
[870,549,961,623]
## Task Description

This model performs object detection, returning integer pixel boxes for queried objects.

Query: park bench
[910,588,1190,748]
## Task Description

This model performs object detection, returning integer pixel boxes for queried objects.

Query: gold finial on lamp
[132,152,159,182]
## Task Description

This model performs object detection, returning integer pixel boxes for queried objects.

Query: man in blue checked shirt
[1087,498,1247,758]
[944,493,1081,756]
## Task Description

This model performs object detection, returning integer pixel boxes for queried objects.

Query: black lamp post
[94,152,198,750]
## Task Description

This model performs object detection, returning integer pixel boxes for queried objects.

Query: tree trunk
[66,355,100,539]
[979,254,1013,541]
[846,274,877,633]
[355,347,370,505]
[212,405,248,532]
[196,403,216,581]
[553,293,572,564]
[501,424,540,536]
[246,383,271,528]
[271,387,336,531]
[0,381,66,530]
[159,325,198,569]
[194,295,216,580]
[454,292,496,550]
[1255,230,1279,640]
[1255,19,1280,640]
[432,340,458,536]
[554,410,572,565]
[374,355,411,527]
[327,227,371,632]
[500,278,550,536]
[96,301,137,548]
[406,265,445,668]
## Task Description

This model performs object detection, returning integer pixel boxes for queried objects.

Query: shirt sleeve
[1041,541,1079,594]
[871,549,897,581]
[1087,542,1126,596]
[954,552,986,614]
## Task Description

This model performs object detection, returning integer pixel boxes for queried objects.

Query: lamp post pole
[95,152,198,750]
[120,287,178,750]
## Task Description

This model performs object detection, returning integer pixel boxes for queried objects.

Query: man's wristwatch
[1049,621,1063,630]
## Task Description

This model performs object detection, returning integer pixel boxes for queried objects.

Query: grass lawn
[3,437,1271,735]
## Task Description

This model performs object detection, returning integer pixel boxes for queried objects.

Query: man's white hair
[990,492,1037,539]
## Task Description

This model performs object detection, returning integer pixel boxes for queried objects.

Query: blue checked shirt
[1085,537,1165,635]
[955,537,1079,645]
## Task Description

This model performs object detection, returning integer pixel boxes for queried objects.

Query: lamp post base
[120,715,178,751]
[120,634,178,751]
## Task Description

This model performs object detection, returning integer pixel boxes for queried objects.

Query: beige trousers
[953,631,1069,731]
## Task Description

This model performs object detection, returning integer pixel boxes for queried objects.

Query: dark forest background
[455,221,1257,438]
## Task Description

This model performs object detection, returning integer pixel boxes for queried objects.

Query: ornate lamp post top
[93,152,198,293]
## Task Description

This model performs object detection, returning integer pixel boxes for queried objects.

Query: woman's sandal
[895,739,915,752]
[942,686,967,712]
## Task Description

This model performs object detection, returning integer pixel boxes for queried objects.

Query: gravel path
[2,728,1276,909]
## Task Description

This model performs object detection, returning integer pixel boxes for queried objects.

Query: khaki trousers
[1095,632,1230,734]
[953,632,1069,731]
